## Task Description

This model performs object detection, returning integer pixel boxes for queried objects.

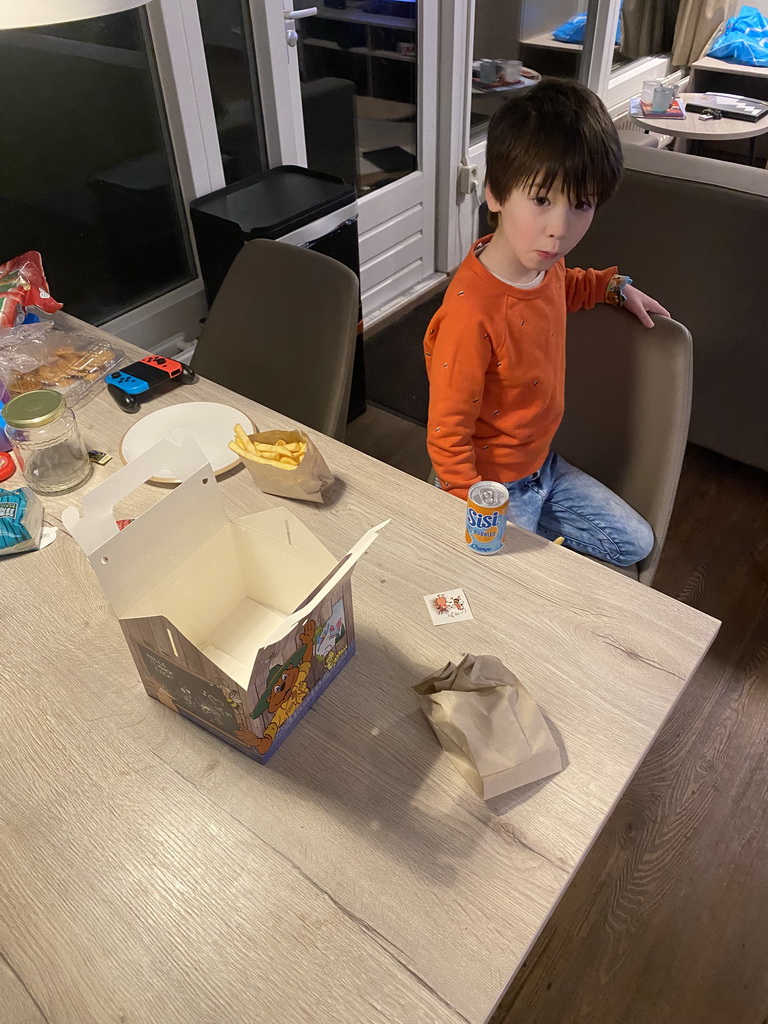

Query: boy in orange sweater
[425,79,669,567]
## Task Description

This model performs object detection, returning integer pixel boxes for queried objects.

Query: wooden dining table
[1,314,719,1024]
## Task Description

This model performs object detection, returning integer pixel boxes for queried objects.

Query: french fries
[229,425,307,471]
[233,422,254,454]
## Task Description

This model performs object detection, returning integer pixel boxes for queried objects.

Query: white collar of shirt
[474,242,545,289]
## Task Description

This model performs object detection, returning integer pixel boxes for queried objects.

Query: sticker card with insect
[423,588,473,626]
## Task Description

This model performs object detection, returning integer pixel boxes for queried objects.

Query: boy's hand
[623,285,670,328]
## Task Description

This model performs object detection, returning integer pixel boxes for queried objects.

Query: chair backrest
[570,143,768,473]
[553,305,692,586]
[191,238,359,440]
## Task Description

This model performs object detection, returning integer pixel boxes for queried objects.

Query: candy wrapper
[0,251,62,328]
[0,487,44,556]
[230,426,335,503]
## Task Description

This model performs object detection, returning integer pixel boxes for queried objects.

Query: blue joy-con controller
[105,371,150,395]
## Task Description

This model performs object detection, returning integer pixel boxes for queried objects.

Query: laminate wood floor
[345,404,431,481]
[346,405,768,1024]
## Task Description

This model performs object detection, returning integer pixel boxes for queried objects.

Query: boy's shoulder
[438,245,497,311]
[434,267,495,334]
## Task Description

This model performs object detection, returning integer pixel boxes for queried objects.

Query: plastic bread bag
[0,322,122,407]
[0,321,54,374]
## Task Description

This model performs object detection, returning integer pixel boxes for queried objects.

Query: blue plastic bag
[708,5,768,67]
[553,11,621,45]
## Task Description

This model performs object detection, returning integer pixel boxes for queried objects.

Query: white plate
[471,67,541,92]
[120,402,255,483]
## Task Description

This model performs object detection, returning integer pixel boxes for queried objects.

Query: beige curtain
[622,0,681,61]
[671,0,736,66]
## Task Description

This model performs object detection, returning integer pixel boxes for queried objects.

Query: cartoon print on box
[136,639,245,741]
[247,620,317,756]
[121,578,357,763]
[314,598,348,672]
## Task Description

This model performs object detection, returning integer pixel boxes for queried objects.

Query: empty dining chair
[553,304,692,585]
[191,238,360,440]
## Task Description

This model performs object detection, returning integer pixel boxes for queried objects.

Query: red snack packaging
[0,252,62,328]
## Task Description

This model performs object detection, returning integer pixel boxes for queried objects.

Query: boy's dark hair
[484,78,622,225]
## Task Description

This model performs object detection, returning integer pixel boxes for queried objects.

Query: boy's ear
[485,184,502,213]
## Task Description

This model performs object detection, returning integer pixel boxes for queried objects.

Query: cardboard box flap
[261,519,389,651]
[62,438,228,617]
[234,506,336,564]
[232,509,337,625]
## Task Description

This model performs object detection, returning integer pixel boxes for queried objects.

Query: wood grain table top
[630,92,768,140]
[0,314,719,1024]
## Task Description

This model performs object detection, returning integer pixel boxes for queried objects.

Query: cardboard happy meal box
[63,438,386,762]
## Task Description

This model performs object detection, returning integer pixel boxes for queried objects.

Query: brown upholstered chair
[191,238,359,440]
[553,305,692,585]
[427,306,692,586]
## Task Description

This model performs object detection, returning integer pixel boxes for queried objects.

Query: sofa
[569,144,768,474]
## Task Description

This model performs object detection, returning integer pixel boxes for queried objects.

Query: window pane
[197,0,268,186]
[296,0,419,196]
[471,1,602,143]
[0,10,194,325]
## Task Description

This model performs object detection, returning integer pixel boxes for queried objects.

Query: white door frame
[103,0,226,347]
[357,0,439,316]
[247,0,308,165]
[581,0,623,97]
[147,0,227,197]
[435,0,475,273]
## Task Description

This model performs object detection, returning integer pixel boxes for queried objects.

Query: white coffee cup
[641,79,662,104]
[502,60,523,83]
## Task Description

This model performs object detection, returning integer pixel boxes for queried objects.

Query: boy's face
[485,178,596,279]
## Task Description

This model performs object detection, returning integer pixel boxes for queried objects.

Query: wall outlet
[457,161,479,196]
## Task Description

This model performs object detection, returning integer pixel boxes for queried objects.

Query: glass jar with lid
[3,390,92,495]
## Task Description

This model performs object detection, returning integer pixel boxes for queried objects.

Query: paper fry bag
[239,429,334,503]
[414,654,564,800]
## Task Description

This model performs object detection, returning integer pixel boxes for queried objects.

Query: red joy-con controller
[139,355,183,379]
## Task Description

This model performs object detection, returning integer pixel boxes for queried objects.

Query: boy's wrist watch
[606,274,633,307]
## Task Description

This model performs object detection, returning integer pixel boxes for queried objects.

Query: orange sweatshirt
[424,237,616,498]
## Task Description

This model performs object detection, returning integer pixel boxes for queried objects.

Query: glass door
[261,0,439,317]
[294,0,418,196]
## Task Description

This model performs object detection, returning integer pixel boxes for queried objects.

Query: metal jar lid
[3,389,66,428]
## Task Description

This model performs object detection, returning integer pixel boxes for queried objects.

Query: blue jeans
[501,452,653,567]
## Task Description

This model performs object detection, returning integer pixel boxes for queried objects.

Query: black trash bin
[190,166,366,420]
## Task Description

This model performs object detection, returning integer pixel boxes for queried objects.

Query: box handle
[62,438,210,554]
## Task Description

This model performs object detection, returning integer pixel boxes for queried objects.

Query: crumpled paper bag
[240,428,334,503]
[413,654,564,799]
